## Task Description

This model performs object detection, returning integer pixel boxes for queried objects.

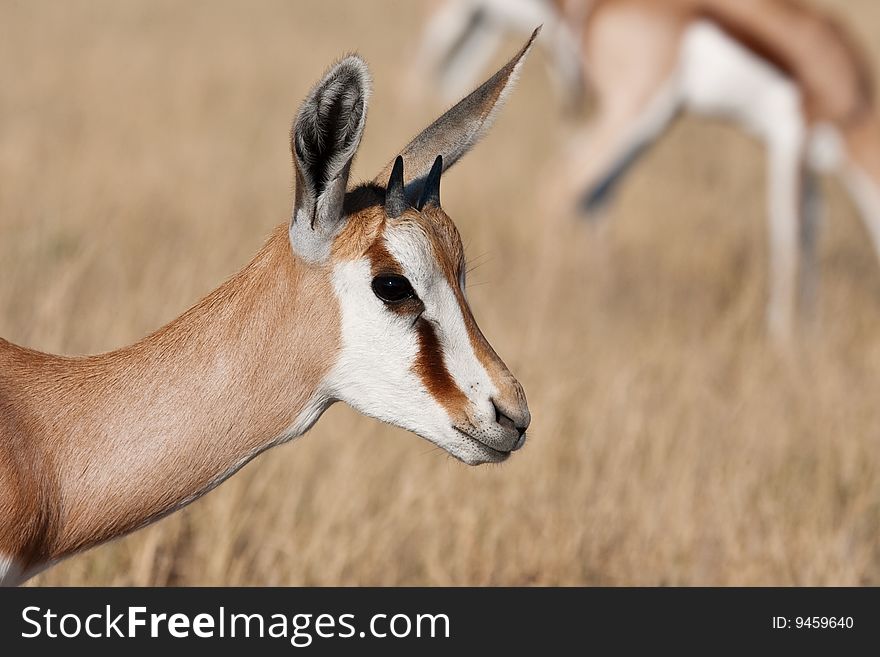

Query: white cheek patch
[325,259,452,440]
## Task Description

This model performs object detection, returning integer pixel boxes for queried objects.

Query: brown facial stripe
[414,317,469,412]
[416,207,506,381]
[361,211,470,411]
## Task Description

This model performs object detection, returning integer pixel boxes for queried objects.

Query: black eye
[371,275,415,304]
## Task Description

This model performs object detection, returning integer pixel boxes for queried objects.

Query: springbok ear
[290,55,371,262]
[374,27,539,204]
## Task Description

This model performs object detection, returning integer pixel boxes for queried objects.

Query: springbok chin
[0,30,539,586]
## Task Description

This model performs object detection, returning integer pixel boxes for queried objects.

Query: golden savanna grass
[3,0,880,585]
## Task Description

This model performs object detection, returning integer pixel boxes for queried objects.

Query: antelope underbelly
[678,20,804,145]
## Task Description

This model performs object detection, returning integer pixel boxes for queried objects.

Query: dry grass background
[3,0,880,585]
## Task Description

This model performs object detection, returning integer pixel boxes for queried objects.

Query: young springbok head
[0,30,538,585]
[292,32,537,464]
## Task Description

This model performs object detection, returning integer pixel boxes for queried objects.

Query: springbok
[0,32,538,587]
[415,0,880,339]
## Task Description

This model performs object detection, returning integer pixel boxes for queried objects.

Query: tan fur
[582,0,685,117]
[845,112,880,184]
[0,224,339,567]
[336,187,388,261]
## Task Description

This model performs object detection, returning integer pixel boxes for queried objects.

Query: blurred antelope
[409,0,586,110]
[416,0,880,339]
[0,32,538,586]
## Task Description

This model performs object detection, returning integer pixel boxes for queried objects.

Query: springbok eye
[371,275,415,304]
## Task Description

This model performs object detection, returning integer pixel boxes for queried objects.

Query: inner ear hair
[289,55,372,262]
[293,60,369,202]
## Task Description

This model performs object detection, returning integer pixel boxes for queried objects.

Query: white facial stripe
[383,224,500,417]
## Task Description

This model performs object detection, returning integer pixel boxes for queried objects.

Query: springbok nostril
[492,399,518,433]
[513,426,527,451]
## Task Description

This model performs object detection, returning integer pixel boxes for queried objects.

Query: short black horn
[417,155,443,211]
[385,155,406,217]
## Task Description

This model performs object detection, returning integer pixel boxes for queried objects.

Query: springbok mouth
[452,426,513,461]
